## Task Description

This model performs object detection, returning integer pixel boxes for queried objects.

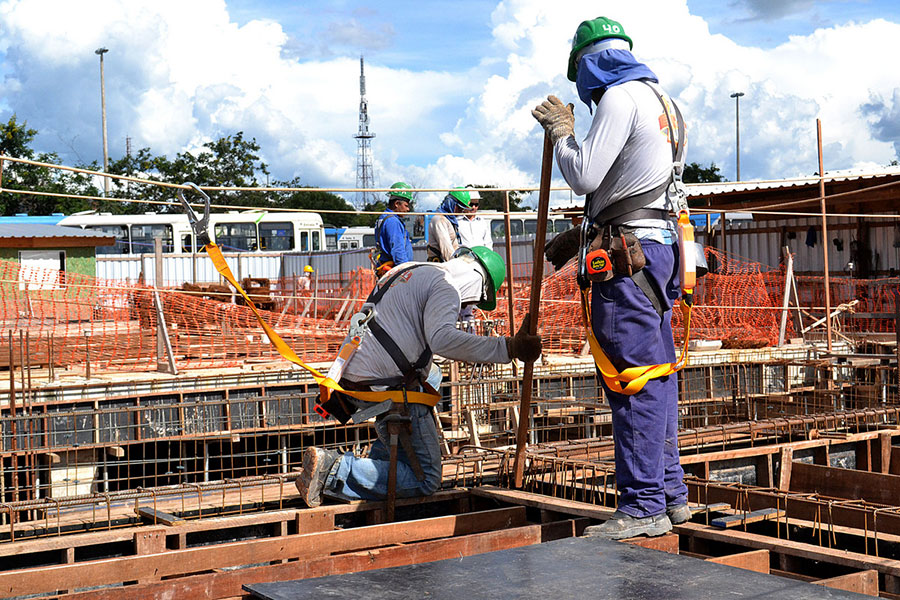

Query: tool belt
[583,224,647,284]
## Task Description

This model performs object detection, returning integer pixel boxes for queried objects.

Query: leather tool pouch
[585,226,646,282]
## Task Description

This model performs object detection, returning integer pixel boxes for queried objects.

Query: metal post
[502,191,517,378]
[95,47,110,197]
[817,119,833,353]
[730,92,744,181]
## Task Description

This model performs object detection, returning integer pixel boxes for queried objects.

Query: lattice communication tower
[353,56,376,209]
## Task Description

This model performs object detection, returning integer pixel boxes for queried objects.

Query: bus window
[362,234,376,247]
[259,222,294,251]
[490,219,505,239]
[214,222,257,251]
[553,219,573,233]
[130,224,174,253]
[312,231,321,251]
[524,219,538,235]
[87,224,130,254]
[301,231,309,251]
[181,233,196,253]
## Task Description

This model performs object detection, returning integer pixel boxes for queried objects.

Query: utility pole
[730,92,745,181]
[95,47,109,196]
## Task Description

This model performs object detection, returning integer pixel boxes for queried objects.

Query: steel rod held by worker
[512,132,553,488]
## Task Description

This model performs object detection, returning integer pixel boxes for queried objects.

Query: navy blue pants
[590,240,688,518]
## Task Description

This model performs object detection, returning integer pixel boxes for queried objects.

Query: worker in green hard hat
[426,187,471,262]
[296,245,541,507]
[372,182,415,277]
[532,16,691,541]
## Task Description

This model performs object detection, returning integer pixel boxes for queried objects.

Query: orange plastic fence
[0,249,895,374]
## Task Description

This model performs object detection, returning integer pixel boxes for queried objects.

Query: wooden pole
[817,119,833,353]
[512,133,553,488]
[503,190,517,378]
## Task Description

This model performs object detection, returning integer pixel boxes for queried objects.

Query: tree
[0,115,100,215]
[274,177,360,227]
[682,162,725,184]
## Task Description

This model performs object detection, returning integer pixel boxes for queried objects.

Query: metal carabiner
[177,182,211,247]
[348,303,376,338]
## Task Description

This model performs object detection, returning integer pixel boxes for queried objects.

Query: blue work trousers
[590,240,688,518]
[326,402,442,500]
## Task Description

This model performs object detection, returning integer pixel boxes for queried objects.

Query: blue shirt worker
[533,16,691,540]
[372,182,414,277]
[295,246,542,506]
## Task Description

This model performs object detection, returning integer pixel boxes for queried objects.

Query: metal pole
[513,132,553,488]
[817,119,833,353]
[502,191,517,377]
[731,92,744,181]
[95,47,110,197]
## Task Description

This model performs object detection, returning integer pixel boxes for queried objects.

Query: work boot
[296,447,341,508]
[667,503,693,525]
[583,510,672,540]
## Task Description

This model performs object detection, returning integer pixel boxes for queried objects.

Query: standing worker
[296,246,542,506]
[532,16,690,539]
[426,188,471,262]
[372,182,414,276]
[457,188,493,249]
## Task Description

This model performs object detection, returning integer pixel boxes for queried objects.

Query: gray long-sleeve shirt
[343,264,509,384]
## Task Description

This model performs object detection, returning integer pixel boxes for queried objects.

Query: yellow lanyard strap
[580,288,692,396]
[205,243,440,407]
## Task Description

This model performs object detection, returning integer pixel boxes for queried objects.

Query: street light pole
[95,47,109,197]
[730,92,745,181]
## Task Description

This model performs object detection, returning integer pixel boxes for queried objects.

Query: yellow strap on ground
[205,243,440,407]
[580,288,691,396]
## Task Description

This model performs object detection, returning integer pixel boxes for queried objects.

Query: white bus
[58,211,325,255]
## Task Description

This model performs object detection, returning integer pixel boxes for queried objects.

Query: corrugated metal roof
[0,223,114,239]
[686,166,900,197]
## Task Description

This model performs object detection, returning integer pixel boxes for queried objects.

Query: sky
[1,0,899,210]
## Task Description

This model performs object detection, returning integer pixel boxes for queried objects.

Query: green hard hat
[447,187,472,209]
[567,16,633,82]
[455,245,506,311]
[386,181,414,203]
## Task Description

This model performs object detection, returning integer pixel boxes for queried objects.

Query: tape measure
[586,248,612,276]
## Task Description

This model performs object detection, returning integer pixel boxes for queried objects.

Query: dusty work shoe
[295,447,341,508]
[583,510,672,540]
[667,503,693,525]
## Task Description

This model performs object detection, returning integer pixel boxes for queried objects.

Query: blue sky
[1,0,899,209]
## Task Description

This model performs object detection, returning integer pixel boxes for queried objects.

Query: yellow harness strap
[580,287,692,396]
[205,243,440,407]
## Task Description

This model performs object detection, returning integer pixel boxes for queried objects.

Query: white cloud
[0,0,898,211]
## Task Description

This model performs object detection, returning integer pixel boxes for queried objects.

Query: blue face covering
[437,196,460,228]
[575,49,658,110]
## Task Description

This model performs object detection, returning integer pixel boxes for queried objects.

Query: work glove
[532,95,575,144]
[544,226,581,271]
[506,314,542,363]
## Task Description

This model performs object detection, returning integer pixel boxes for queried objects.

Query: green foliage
[682,162,725,183]
[0,115,101,215]
[274,176,360,227]
[357,200,387,227]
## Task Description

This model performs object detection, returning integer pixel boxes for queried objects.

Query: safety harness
[176,185,441,419]
[580,81,694,396]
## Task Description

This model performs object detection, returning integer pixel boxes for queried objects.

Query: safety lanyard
[580,287,692,396]
[204,242,440,407]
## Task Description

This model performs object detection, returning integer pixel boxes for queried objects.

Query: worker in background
[372,182,414,277]
[457,188,493,249]
[295,246,542,506]
[426,188,471,262]
[532,16,689,539]
[298,264,314,292]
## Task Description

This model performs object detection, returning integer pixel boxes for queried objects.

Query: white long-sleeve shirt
[555,80,685,237]
[458,215,493,249]
[343,264,509,384]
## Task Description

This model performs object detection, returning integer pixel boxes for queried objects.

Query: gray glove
[545,227,581,270]
[506,314,542,363]
[532,95,575,144]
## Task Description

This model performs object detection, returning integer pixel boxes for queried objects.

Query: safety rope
[205,242,440,407]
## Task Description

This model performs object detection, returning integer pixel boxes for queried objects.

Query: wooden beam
[58,519,580,600]
[625,532,679,554]
[777,447,793,490]
[812,570,879,596]
[789,461,900,505]
[707,549,769,574]
[135,507,185,527]
[0,507,528,597]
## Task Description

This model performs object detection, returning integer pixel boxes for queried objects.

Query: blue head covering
[575,49,657,110]
[437,195,460,228]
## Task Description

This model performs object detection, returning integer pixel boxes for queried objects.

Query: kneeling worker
[297,246,541,506]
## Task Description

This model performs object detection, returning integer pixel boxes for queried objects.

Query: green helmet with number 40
[567,16,633,82]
